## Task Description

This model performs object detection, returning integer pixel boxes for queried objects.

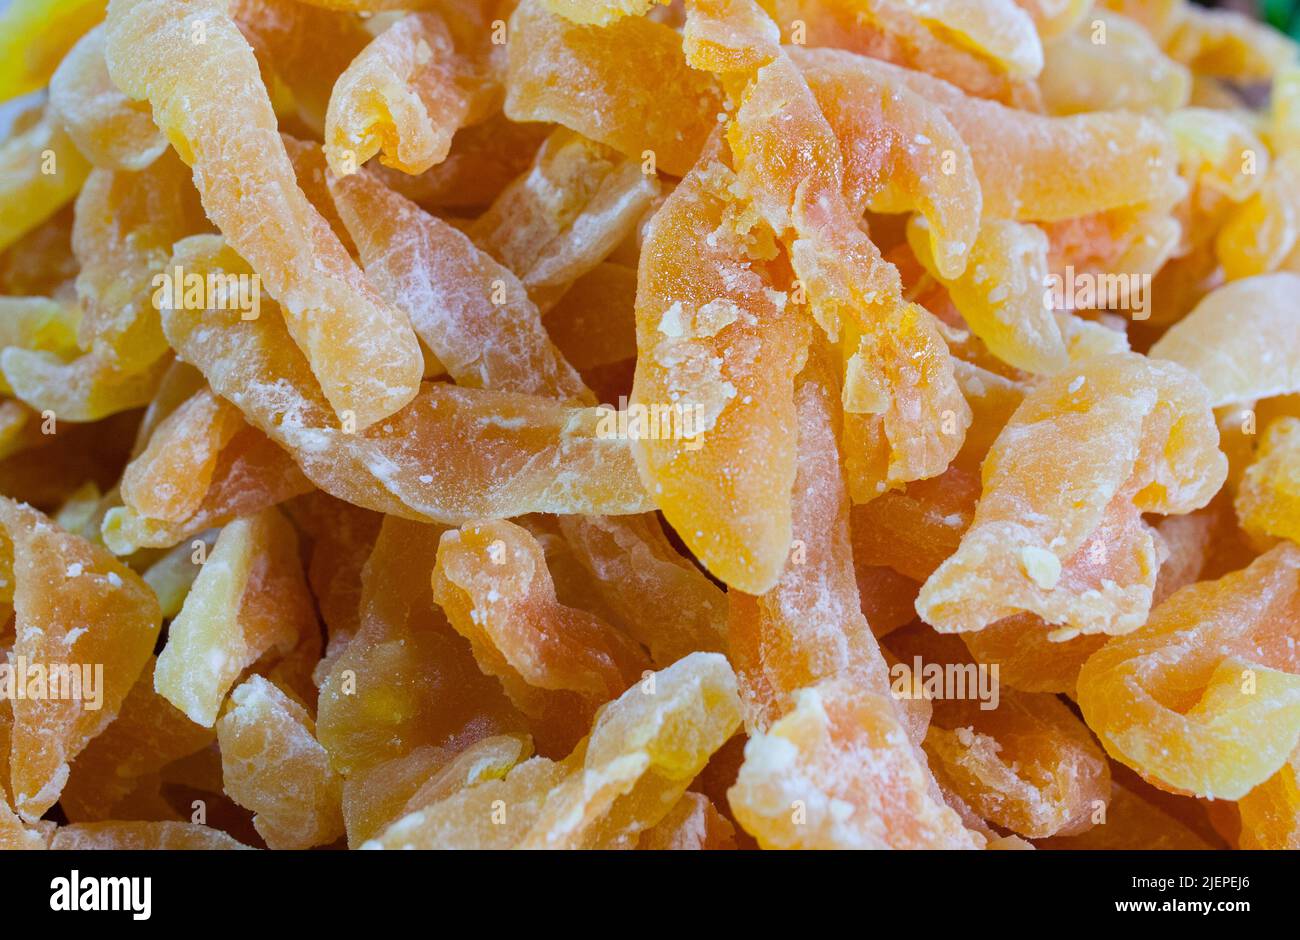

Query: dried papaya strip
[105,0,423,429]
[850,465,978,583]
[545,263,638,372]
[1079,544,1300,799]
[1214,158,1300,280]
[0,497,161,821]
[0,295,81,391]
[324,11,492,177]
[141,533,215,619]
[154,508,316,727]
[0,347,168,423]
[919,353,1226,639]
[159,236,654,522]
[48,24,166,171]
[1238,748,1300,850]
[469,128,660,312]
[327,165,591,401]
[0,104,92,254]
[1149,273,1300,407]
[1236,416,1300,545]
[432,519,650,753]
[0,0,105,103]
[505,0,723,177]
[217,675,344,849]
[49,820,252,849]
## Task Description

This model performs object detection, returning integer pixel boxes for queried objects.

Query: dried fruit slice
[1,498,161,821]
[728,678,983,849]
[1040,781,1215,850]
[1238,748,1300,850]
[217,675,344,849]
[637,792,736,849]
[1164,4,1296,83]
[49,821,252,849]
[1236,416,1300,545]
[105,0,423,429]
[918,353,1227,639]
[154,508,316,727]
[0,0,105,103]
[0,105,92,254]
[1078,543,1300,799]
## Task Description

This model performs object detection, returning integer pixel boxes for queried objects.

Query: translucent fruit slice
[1236,416,1300,546]
[49,821,252,850]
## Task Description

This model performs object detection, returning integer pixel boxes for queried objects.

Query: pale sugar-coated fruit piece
[316,516,523,777]
[1164,4,1296,82]
[1078,543,1300,799]
[1166,107,1266,206]
[0,297,81,392]
[505,0,722,177]
[324,12,484,177]
[886,623,1110,838]
[433,519,650,753]
[728,678,983,849]
[556,513,727,666]
[0,105,92,254]
[1238,748,1300,849]
[105,0,424,430]
[795,47,1182,223]
[60,656,214,821]
[638,791,736,849]
[160,236,654,522]
[469,128,659,312]
[542,0,666,24]
[878,0,1045,79]
[119,390,244,526]
[1213,159,1300,280]
[631,140,808,594]
[1236,416,1300,545]
[0,347,168,423]
[328,165,590,401]
[908,217,1067,376]
[1014,0,1092,40]
[918,353,1227,639]
[1039,11,1189,115]
[154,508,316,728]
[217,675,344,849]
[0,0,105,102]
[1151,274,1300,407]
[1039,782,1214,850]
[728,350,898,732]
[521,652,742,849]
[50,820,252,849]
[1,497,161,822]
[48,24,166,171]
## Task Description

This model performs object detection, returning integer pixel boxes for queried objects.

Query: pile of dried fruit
[0,0,1298,851]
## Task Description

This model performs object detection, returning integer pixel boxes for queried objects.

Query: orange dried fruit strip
[432,518,650,753]
[1163,4,1297,84]
[48,24,166,171]
[1150,274,1300,408]
[795,47,1182,223]
[1078,543,1300,799]
[728,678,983,849]
[154,508,317,727]
[0,205,78,296]
[506,0,723,177]
[0,295,81,383]
[105,0,424,429]
[327,165,591,401]
[159,236,654,522]
[324,11,491,177]
[49,820,253,850]
[0,103,92,254]
[0,346,169,424]
[469,128,660,312]
[918,352,1227,640]
[545,263,638,372]
[631,138,808,594]
[637,791,737,849]
[555,512,728,666]
[850,464,979,583]
[0,497,161,822]
[886,623,1110,838]
[316,516,523,778]
[0,0,105,103]
[1236,416,1300,546]
[1040,781,1215,850]
[217,675,344,849]
[1238,747,1300,850]
[59,656,214,822]
[1213,158,1300,281]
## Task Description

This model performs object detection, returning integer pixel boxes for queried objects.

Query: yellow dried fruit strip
[49,820,252,849]
[159,236,654,522]
[154,508,316,727]
[217,674,344,849]
[327,165,591,401]
[0,497,161,822]
[0,0,105,103]
[505,0,723,177]
[105,0,424,429]
[1238,748,1300,850]
[469,128,660,312]
[918,352,1227,639]
[1163,4,1297,83]
[1236,416,1300,546]
[48,24,166,171]
[0,103,92,254]
[1149,273,1300,407]
[1078,543,1300,799]
[140,533,215,619]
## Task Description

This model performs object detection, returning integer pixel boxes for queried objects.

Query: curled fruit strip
[105,0,424,429]
[1077,544,1300,800]
[0,103,92,254]
[918,352,1227,639]
[1235,416,1300,546]
[159,235,654,522]
[1150,273,1300,407]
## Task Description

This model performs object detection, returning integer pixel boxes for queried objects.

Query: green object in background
[1264,0,1300,39]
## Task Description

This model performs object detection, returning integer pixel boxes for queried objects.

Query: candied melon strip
[159,236,654,522]
[0,498,161,822]
[1078,544,1300,800]
[104,0,423,429]
[918,353,1226,639]
[1150,274,1300,408]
